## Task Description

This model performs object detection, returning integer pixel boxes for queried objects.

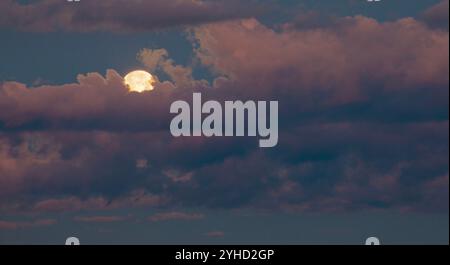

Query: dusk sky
[0,0,448,244]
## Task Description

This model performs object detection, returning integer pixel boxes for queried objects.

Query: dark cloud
[0,0,257,32]
[422,0,449,30]
[0,14,448,215]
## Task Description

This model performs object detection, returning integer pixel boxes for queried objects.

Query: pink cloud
[193,17,448,103]
[74,215,128,223]
[0,219,56,230]
[0,69,179,130]
[1,15,447,130]
[0,14,447,216]
[32,189,167,213]
[149,212,204,222]
[205,231,225,238]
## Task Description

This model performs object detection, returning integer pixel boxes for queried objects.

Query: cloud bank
[0,10,448,215]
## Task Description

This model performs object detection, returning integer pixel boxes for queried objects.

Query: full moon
[124,70,155,92]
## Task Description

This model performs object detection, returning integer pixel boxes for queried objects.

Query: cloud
[138,48,209,88]
[148,212,204,222]
[0,13,448,216]
[31,190,167,213]
[192,17,448,103]
[164,169,194,183]
[74,215,128,223]
[422,0,449,30]
[1,16,447,130]
[0,70,177,131]
[205,231,225,238]
[0,219,56,230]
[0,0,257,32]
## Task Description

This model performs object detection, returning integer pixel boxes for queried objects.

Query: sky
[0,0,448,245]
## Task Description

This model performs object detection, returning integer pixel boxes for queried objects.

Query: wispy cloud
[0,219,57,230]
[149,212,204,222]
[74,215,129,223]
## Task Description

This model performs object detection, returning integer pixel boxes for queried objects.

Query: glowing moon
[124,70,155,92]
